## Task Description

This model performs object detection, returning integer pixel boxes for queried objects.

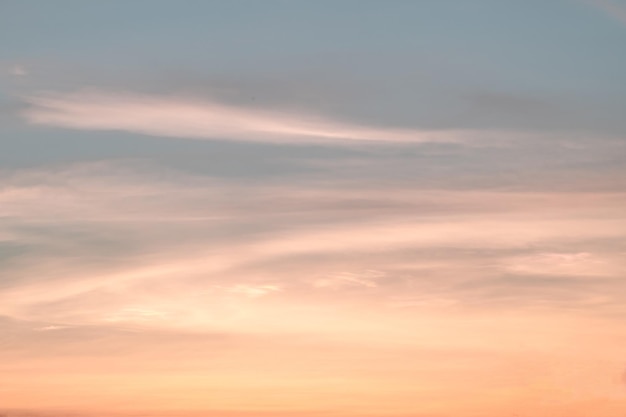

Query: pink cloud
[22,90,472,144]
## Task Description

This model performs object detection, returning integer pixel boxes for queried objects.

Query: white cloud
[313,270,384,289]
[36,325,70,331]
[22,89,474,144]
[502,252,624,277]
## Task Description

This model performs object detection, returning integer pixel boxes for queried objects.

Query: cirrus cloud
[21,89,483,144]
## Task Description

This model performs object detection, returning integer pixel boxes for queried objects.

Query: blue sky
[1,1,626,416]
[2,0,626,180]
[4,0,626,130]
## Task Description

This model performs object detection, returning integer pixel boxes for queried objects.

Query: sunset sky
[2,1,626,416]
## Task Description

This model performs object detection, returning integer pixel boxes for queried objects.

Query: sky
[1,0,626,416]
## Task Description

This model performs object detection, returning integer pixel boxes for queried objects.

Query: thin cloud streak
[22,90,476,144]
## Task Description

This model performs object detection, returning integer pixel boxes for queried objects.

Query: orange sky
[1,172,626,416]
[3,1,626,416]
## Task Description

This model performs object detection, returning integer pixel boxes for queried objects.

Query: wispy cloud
[21,90,477,144]
[1,163,625,331]
[2,162,626,416]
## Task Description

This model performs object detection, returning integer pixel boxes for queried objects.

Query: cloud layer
[2,163,625,329]
[1,154,625,416]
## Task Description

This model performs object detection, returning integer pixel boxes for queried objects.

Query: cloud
[36,325,71,331]
[312,270,384,289]
[2,163,626,417]
[1,162,626,334]
[21,89,475,144]
[502,252,623,277]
